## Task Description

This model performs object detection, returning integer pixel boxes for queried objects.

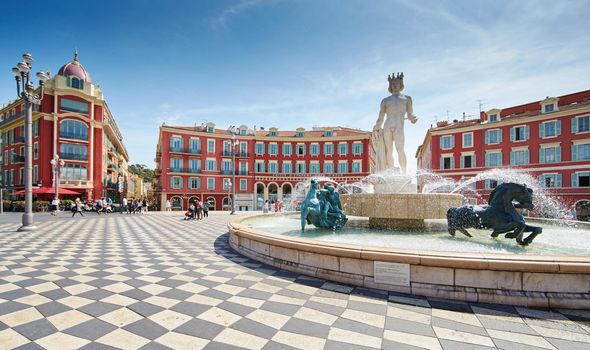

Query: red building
[0,52,129,201]
[416,89,590,207]
[154,123,372,211]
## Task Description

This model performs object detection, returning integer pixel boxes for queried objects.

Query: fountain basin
[341,193,463,229]
[228,213,590,309]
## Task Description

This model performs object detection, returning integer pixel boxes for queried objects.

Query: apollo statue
[372,72,418,174]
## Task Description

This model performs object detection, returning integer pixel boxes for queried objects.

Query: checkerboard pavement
[1,212,589,350]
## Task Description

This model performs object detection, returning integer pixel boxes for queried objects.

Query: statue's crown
[388,72,404,82]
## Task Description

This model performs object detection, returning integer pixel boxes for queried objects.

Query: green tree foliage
[128,164,154,182]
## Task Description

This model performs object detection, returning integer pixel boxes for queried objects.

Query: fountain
[228,73,590,309]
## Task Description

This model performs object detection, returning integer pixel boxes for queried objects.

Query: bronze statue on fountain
[446,182,542,246]
[300,180,347,231]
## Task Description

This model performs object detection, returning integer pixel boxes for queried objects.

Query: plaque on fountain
[374,261,410,286]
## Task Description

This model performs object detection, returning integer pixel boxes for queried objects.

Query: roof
[57,50,92,82]
[162,125,370,137]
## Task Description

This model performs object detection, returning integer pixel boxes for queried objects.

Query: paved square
[0,212,589,349]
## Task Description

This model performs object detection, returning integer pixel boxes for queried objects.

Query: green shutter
[451,136,455,148]
[510,127,515,142]
[485,131,490,144]
[498,130,502,143]
[572,144,578,161]
[556,120,561,135]
[524,150,529,164]
[556,174,562,187]
[572,117,578,133]
[556,147,561,162]
[539,148,546,163]
[524,126,530,140]
[539,123,545,138]
[572,173,578,187]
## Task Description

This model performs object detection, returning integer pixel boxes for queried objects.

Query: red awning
[14,187,81,195]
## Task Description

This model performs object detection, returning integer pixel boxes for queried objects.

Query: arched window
[60,143,88,161]
[60,120,88,140]
[68,77,84,90]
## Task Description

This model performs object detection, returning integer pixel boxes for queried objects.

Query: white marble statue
[372,72,418,174]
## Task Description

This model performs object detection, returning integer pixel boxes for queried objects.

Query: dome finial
[74,48,78,61]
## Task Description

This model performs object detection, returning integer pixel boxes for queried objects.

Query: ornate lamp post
[11,53,49,231]
[50,154,65,203]
[230,135,239,215]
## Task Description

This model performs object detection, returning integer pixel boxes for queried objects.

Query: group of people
[183,199,210,220]
[121,197,149,214]
[48,196,151,218]
[263,200,286,213]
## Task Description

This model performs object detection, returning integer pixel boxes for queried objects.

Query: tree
[128,164,154,182]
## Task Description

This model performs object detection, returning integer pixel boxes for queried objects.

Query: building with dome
[0,51,129,202]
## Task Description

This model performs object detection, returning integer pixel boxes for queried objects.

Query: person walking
[189,201,196,220]
[263,200,269,213]
[51,197,60,216]
[196,200,203,220]
[142,199,148,214]
[166,199,172,212]
[72,198,84,217]
[121,197,128,214]
[203,200,209,218]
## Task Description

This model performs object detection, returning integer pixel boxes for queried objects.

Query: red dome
[57,51,92,83]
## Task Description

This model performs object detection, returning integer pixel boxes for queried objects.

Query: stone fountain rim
[228,213,590,273]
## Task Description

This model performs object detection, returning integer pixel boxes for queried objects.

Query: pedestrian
[121,197,128,214]
[263,200,269,213]
[51,197,60,216]
[196,200,203,220]
[269,201,275,213]
[142,199,148,214]
[96,197,103,215]
[166,200,172,212]
[136,199,143,214]
[275,200,280,213]
[189,201,196,220]
[72,198,84,217]
[203,200,209,218]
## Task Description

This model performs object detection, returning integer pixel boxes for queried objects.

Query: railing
[236,170,249,175]
[59,179,90,187]
[60,132,88,141]
[60,153,88,161]
[13,155,25,163]
[14,136,25,143]
[0,110,25,127]
[170,147,201,154]
[237,152,249,157]
[170,168,201,173]
[221,169,234,175]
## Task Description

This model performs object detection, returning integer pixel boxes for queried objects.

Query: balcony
[107,163,118,173]
[170,147,201,155]
[169,168,201,174]
[221,169,234,175]
[60,132,88,141]
[59,179,91,187]
[236,170,249,176]
[13,155,25,163]
[15,136,25,143]
[60,153,87,161]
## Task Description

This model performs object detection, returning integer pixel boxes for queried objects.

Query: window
[440,135,454,149]
[189,138,201,153]
[188,177,201,189]
[338,142,348,155]
[572,143,590,161]
[462,133,473,148]
[324,130,333,137]
[268,162,278,173]
[485,129,502,144]
[296,131,305,137]
[19,168,24,185]
[60,98,88,114]
[539,174,561,188]
[310,162,320,173]
[205,159,217,171]
[296,144,305,155]
[170,137,183,151]
[170,158,183,171]
[352,161,361,173]
[255,161,265,173]
[324,143,334,155]
[33,120,39,137]
[282,162,292,173]
[60,143,87,161]
[573,116,590,133]
[460,154,475,168]
[255,142,264,155]
[207,140,215,153]
[572,172,590,187]
[223,179,230,190]
[60,120,88,140]
[68,77,84,90]
[511,126,529,142]
[240,179,247,191]
[544,104,554,113]
[489,114,498,123]
[296,162,306,174]
[269,143,278,155]
[282,143,292,156]
[33,142,38,160]
[539,146,561,163]
[485,179,499,189]
[324,162,334,173]
[269,130,278,137]
[60,164,88,181]
[221,160,232,173]
[310,143,320,155]
[239,162,248,174]
[510,149,529,165]
[33,165,38,183]
[440,156,454,169]
[207,178,215,190]
[540,120,561,138]
[485,152,502,167]
[352,142,363,154]
[338,162,348,173]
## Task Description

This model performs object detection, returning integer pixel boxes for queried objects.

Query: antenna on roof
[462,112,466,121]
[476,99,487,114]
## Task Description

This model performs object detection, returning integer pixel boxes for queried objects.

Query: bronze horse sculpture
[446,182,542,246]
[300,179,347,231]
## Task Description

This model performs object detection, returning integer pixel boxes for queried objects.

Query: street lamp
[230,135,239,215]
[50,154,65,203]
[11,53,48,231]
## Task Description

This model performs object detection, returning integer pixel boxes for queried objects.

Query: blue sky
[1,0,589,173]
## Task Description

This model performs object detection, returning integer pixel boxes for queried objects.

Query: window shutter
[572,117,578,133]
[524,126,530,140]
[539,148,546,163]
[538,175,545,187]
[556,174,562,187]
[556,120,561,136]
[440,157,444,169]
[556,147,562,162]
[460,156,464,168]
[572,144,578,161]
[510,127,515,142]
[498,130,503,143]
[499,152,503,166]
[450,157,455,169]
[539,123,545,138]
[451,136,455,148]
[169,177,174,188]
[439,137,444,149]
[510,151,515,165]
[572,173,578,187]
[473,154,477,167]
[524,150,529,164]
[485,131,490,144]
